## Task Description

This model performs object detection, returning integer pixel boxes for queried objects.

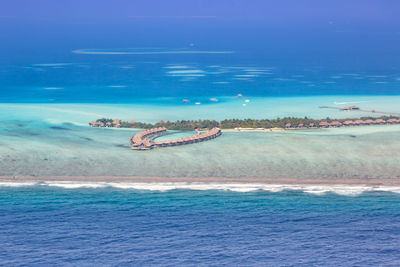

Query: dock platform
[130,127,221,150]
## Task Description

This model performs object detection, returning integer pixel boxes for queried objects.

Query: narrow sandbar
[1,175,400,186]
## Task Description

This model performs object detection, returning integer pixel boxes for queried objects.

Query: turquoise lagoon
[1,95,400,179]
[2,95,400,124]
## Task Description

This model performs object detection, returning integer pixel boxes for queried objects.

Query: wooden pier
[319,106,400,116]
[130,127,222,150]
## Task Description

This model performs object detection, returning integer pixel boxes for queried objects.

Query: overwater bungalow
[329,121,342,127]
[319,121,329,128]
[341,106,360,111]
[89,121,105,127]
[130,127,221,150]
[387,118,398,124]
[342,120,354,126]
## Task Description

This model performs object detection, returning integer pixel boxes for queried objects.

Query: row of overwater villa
[284,117,400,129]
[130,127,222,150]
[318,118,400,128]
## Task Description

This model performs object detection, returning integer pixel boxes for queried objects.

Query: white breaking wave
[1,181,400,196]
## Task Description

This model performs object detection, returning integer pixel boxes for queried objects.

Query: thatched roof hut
[319,121,329,127]
[330,121,342,127]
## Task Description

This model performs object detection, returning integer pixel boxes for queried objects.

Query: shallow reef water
[1,109,400,178]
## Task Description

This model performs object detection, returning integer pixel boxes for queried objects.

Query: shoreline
[2,176,400,186]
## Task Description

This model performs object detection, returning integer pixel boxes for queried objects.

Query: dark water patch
[0,121,25,128]
[115,144,130,149]
[2,131,39,137]
[350,135,357,138]
[80,136,93,141]
[50,126,71,131]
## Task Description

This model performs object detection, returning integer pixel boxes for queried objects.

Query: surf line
[130,127,221,150]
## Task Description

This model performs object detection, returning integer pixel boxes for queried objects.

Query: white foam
[368,75,387,78]
[108,85,127,88]
[2,181,400,196]
[167,70,205,74]
[341,73,360,76]
[242,68,273,72]
[299,81,313,84]
[212,81,230,84]
[235,74,258,78]
[168,74,206,77]
[120,65,134,69]
[0,182,37,187]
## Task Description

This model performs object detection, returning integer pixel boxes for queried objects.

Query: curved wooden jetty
[130,127,221,150]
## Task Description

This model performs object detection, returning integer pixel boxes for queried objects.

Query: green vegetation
[96,118,113,124]
[93,115,399,130]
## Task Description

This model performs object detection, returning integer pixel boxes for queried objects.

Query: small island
[89,115,400,150]
[89,115,400,131]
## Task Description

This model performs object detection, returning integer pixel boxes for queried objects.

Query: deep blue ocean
[1,186,400,266]
[1,17,400,103]
[1,55,400,103]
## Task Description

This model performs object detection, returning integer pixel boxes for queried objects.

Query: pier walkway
[319,106,400,116]
[130,127,221,150]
